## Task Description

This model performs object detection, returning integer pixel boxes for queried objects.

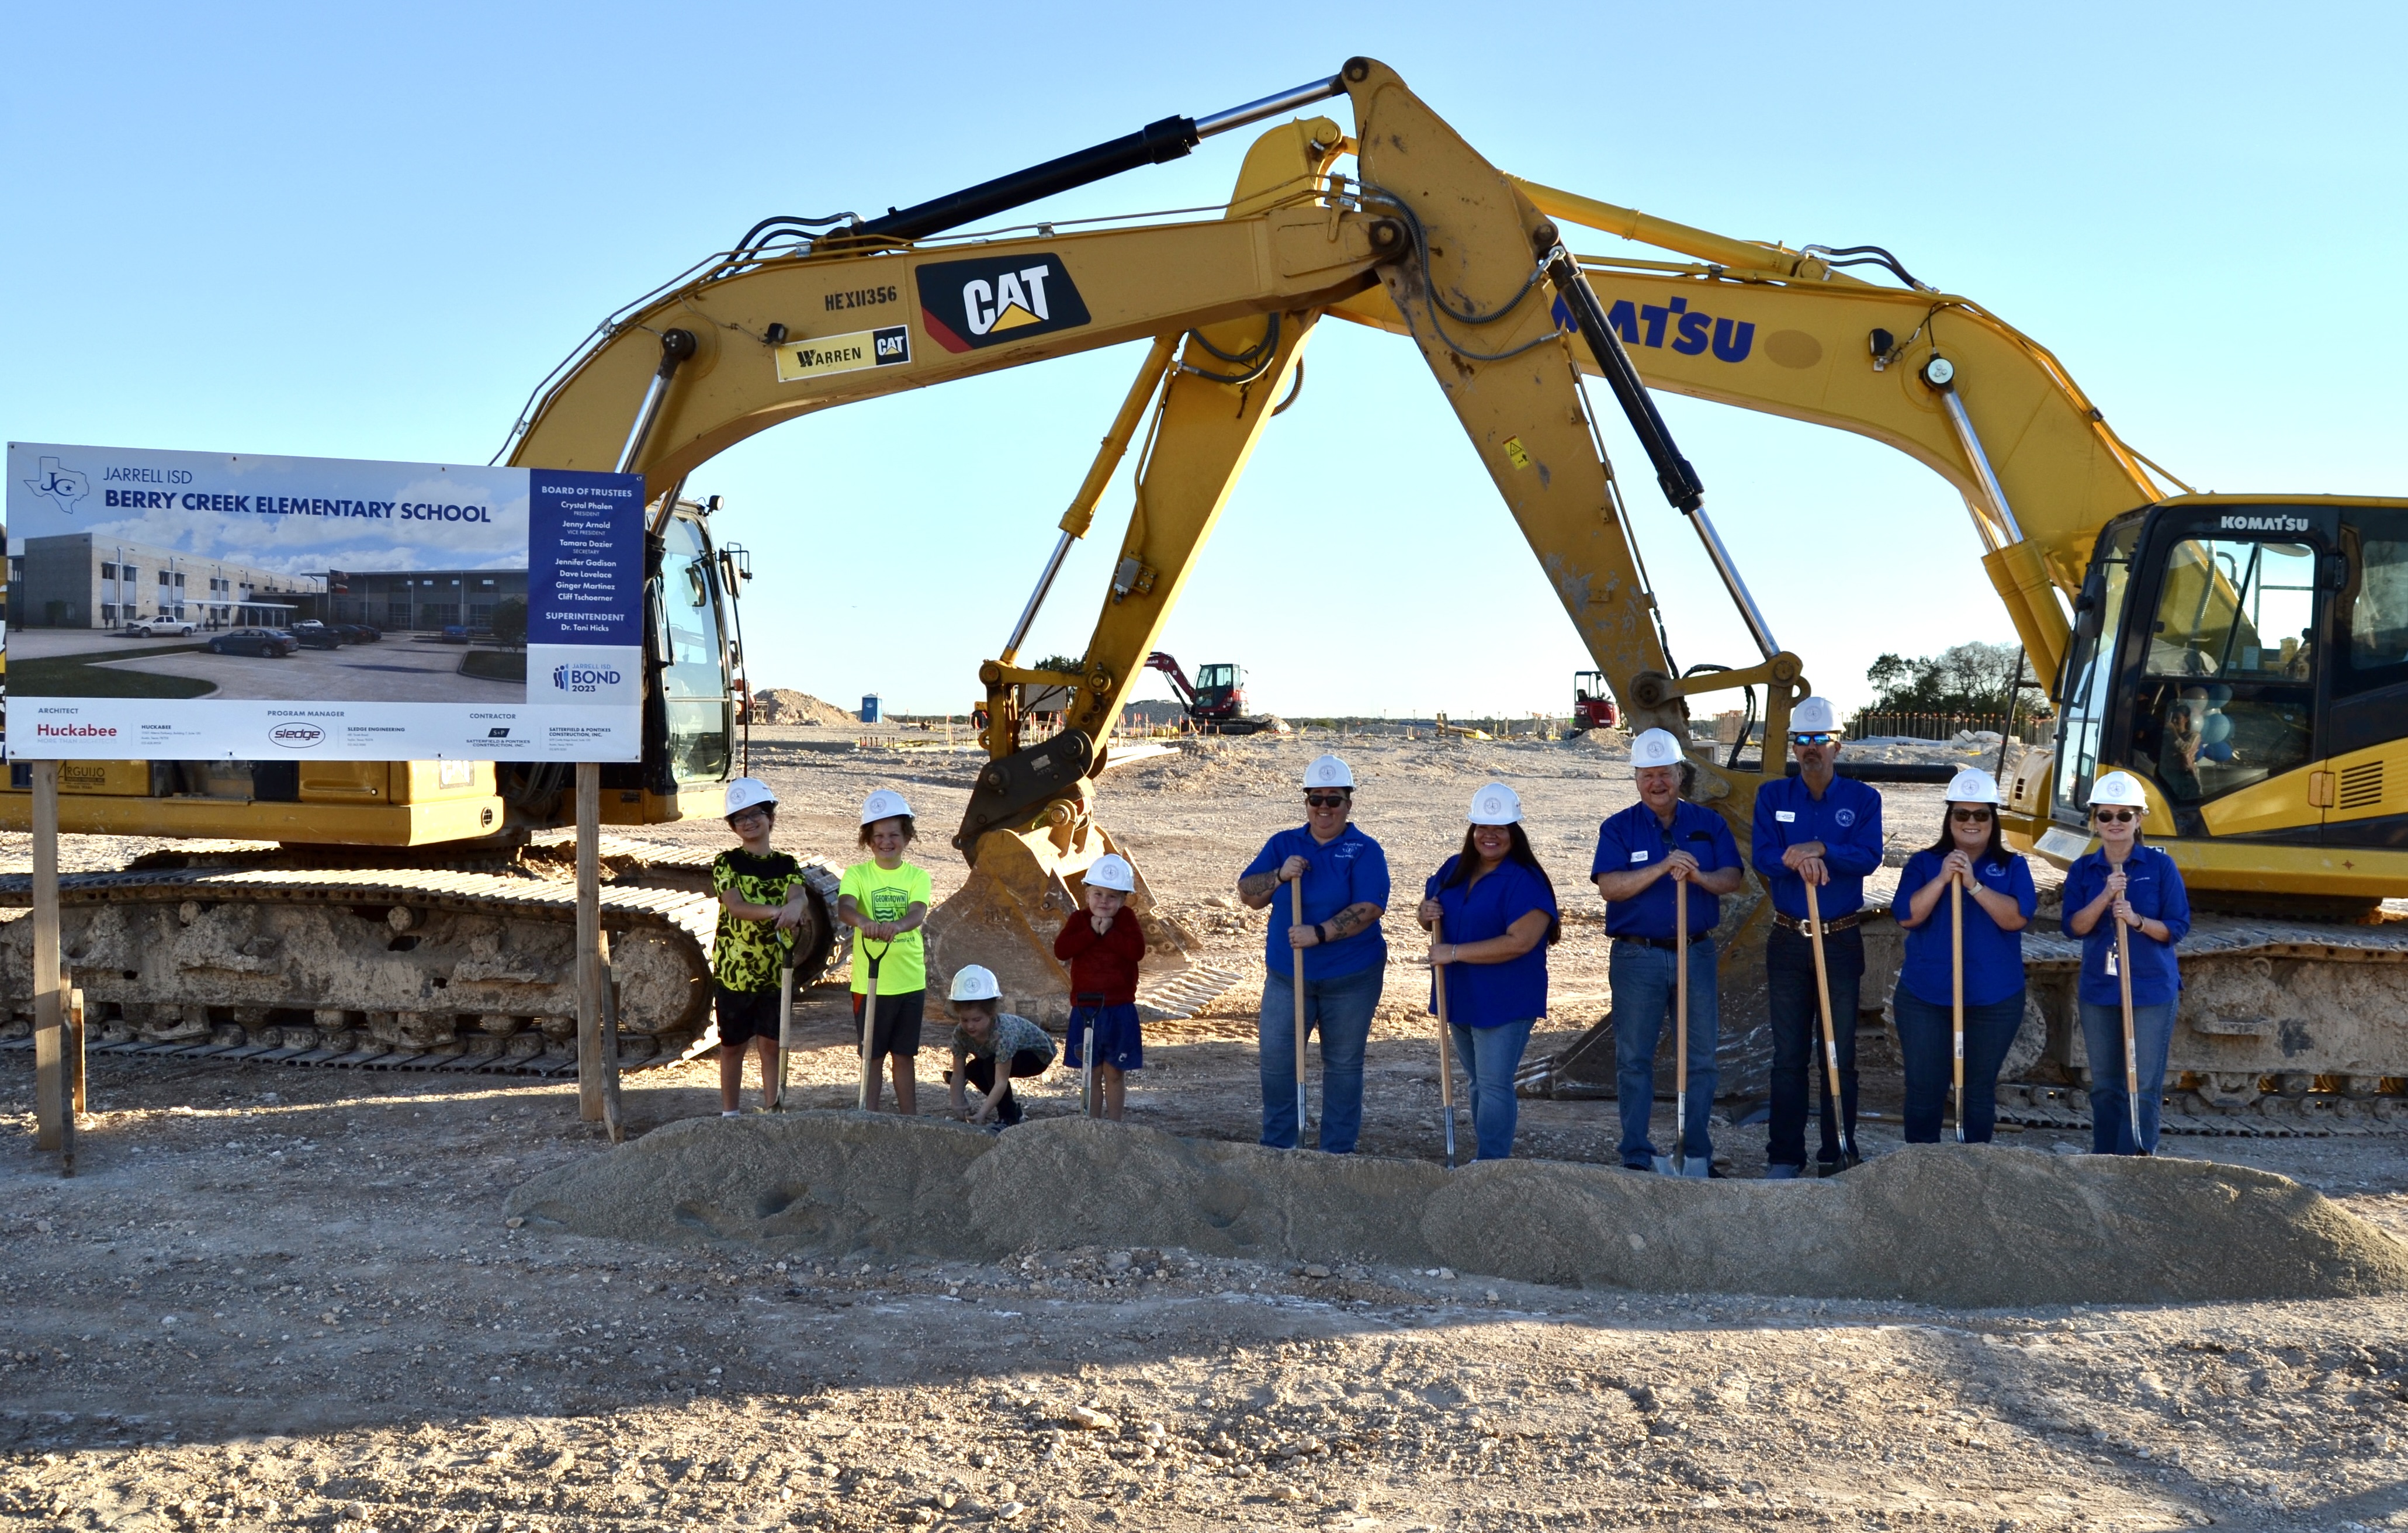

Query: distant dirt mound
[505,1117,2408,1304]
[750,688,854,726]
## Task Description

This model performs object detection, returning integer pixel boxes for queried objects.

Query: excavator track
[0,850,844,1078]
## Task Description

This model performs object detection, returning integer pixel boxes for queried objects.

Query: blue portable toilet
[860,694,881,724]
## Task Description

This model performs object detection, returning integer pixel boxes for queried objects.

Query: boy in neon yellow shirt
[837,788,933,1114]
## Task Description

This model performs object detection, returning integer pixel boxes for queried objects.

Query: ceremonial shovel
[1950,880,1966,1143]
[1653,876,1710,1177]
[1291,878,1310,1144]
[1803,880,1859,1167]
[1431,916,1458,1168]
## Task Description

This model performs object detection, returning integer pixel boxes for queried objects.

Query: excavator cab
[1190,663,1243,722]
[2041,496,2406,897]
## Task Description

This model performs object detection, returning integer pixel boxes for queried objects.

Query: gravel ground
[4,728,2405,1531]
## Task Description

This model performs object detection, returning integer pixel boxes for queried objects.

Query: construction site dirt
[5,728,2407,1532]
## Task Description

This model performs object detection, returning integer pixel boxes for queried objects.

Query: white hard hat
[1083,853,1137,892]
[724,777,777,816]
[1789,696,1840,735]
[860,788,913,825]
[1630,728,1686,771]
[948,964,1002,1003]
[2088,770,2150,809]
[1303,754,1355,790]
[1468,781,1522,825]
[1944,767,2002,805]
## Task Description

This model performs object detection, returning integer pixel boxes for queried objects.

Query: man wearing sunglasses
[1238,754,1390,1152]
[1751,695,1886,1178]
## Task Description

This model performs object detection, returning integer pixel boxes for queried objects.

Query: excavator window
[1196,664,1238,691]
[2053,519,2143,821]
[659,516,732,783]
[2133,535,2317,810]
[2337,513,2408,691]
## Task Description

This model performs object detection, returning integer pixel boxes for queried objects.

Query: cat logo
[916,252,1091,352]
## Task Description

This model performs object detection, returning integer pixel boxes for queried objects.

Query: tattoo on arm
[1324,902,1383,939]
[1237,871,1281,904]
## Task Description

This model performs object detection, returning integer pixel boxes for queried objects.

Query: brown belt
[1772,910,1863,937]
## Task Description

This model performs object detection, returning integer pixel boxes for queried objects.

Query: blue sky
[8,2,2401,719]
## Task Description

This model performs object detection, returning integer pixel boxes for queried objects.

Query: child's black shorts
[851,988,926,1058]
[715,984,786,1049]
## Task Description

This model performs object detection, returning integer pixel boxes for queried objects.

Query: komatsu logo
[1557,295,1757,363]
[2219,514,2312,533]
[916,252,1090,353]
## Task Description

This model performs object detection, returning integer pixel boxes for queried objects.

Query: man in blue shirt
[1751,695,1885,1178]
[1238,754,1390,1152]
[1592,728,1744,1174]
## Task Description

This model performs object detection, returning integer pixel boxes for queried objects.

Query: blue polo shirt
[2061,843,2191,1006]
[1751,773,1885,920]
[1423,856,1557,1026]
[1893,850,2038,1008]
[1242,822,1390,981]
[1590,800,1740,940]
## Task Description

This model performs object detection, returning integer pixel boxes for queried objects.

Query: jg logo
[21,456,91,515]
[551,663,622,694]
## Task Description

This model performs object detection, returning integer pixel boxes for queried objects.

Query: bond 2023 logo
[551,663,623,695]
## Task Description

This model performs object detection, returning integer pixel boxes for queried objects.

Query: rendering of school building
[7,533,324,629]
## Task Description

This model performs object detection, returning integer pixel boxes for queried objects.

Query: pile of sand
[750,688,855,726]
[505,1116,2408,1305]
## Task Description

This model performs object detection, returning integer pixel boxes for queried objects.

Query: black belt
[1772,911,1863,937]
[1613,933,1710,951]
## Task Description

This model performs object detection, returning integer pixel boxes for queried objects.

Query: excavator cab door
[2319,507,2408,846]
[654,510,735,786]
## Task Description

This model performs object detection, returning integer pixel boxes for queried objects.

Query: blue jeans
[1607,937,1718,1165]
[1447,1019,1535,1161]
[1767,925,1863,1169]
[1894,986,2026,1144]
[1259,963,1383,1152]
[2080,998,2175,1154]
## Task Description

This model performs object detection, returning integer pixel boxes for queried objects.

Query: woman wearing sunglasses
[2061,770,2192,1154]
[1889,767,2035,1143]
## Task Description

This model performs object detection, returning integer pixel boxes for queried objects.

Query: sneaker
[720,1110,741,1119]
[1621,1160,1655,1172]
[1764,1163,1804,1181]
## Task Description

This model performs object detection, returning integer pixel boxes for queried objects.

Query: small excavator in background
[1142,653,1284,735]
[1570,670,1620,733]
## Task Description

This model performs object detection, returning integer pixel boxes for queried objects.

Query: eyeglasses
[2093,809,2138,823]
[1789,732,1838,747]
[1304,793,1349,809]
[1949,808,1994,823]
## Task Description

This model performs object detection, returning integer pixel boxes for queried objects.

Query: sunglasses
[2093,809,2138,823]
[1304,793,1350,809]
[1789,732,1838,746]
[1949,808,1994,823]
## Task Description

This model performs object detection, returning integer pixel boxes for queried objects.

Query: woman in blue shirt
[1416,781,1560,1161]
[1890,767,2036,1144]
[2061,770,2192,1155]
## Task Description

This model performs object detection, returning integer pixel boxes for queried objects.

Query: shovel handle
[1675,871,1689,1174]
[1804,880,1853,1160]
[2116,905,2144,1154]
[1291,878,1309,1138]
[1950,879,1965,1143]
[1432,915,1457,1168]
[858,943,886,1112]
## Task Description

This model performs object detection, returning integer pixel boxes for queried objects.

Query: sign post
[577,761,605,1123]
[31,761,63,1153]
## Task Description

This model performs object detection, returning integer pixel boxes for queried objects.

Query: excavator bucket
[921,778,1210,1029]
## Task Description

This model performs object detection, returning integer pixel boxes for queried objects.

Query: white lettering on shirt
[1775,811,1797,823]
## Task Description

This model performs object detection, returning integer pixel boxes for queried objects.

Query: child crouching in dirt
[838,788,931,1114]
[711,777,810,1116]
[944,965,1056,1128]
[1054,853,1146,1120]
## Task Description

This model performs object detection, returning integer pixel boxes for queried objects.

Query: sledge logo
[551,663,622,695]
[916,252,1090,352]
[268,722,325,749]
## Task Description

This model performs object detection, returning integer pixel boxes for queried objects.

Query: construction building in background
[7,532,323,630]
[321,567,528,634]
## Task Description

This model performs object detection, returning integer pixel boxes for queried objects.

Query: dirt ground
[5,728,2407,1531]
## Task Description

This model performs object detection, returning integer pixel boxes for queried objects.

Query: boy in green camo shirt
[712,777,811,1116]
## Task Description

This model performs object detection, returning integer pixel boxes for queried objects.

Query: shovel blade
[1651,1154,1712,1178]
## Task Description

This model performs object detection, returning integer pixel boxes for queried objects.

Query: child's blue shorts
[1063,1001,1143,1072]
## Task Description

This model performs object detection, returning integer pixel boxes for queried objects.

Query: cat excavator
[0,59,1778,1072]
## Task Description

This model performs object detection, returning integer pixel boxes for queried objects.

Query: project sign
[5,442,646,762]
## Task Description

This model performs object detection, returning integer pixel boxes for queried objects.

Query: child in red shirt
[1054,853,1146,1120]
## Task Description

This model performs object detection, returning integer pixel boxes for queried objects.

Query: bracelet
[1315,922,1331,944]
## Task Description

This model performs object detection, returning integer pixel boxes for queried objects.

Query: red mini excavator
[1145,653,1281,735]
